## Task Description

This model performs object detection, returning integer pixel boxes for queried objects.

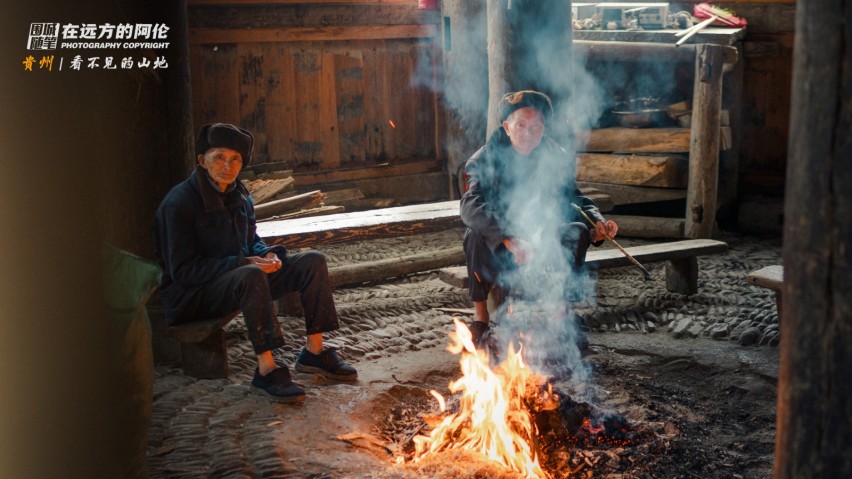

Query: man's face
[198,147,243,191]
[503,106,545,156]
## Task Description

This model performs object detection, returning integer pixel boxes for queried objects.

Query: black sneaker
[469,321,491,350]
[295,348,358,381]
[250,366,306,403]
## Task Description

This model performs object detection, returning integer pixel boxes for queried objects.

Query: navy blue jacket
[460,127,605,251]
[153,167,285,323]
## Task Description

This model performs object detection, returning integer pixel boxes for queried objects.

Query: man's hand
[593,220,619,243]
[502,237,533,265]
[247,253,283,274]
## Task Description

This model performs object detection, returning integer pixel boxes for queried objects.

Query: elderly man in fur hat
[460,90,618,349]
[154,123,356,403]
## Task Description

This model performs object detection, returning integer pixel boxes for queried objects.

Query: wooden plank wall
[187,1,444,173]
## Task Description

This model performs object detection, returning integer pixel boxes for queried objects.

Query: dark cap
[195,123,254,165]
[498,90,553,124]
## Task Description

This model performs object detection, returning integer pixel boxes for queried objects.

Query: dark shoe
[469,321,491,350]
[295,348,358,381]
[469,321,503,363]
[250,366,306,403]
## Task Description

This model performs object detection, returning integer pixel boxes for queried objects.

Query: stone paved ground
[147,228,782,478]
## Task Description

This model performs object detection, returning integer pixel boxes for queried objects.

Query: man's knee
[298,250,329,273]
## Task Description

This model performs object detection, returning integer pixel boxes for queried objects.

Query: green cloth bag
[102,244,162,479]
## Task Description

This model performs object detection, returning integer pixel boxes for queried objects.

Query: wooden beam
[578,181,687,206]
[189,25,438,44]
[580,127,691,154]
[486,0,514,134]
[605,214,685,238]
[254,190,325,219]
[292,160,440,187]
[574,40,738,66]
[258,200,462,248]
[685,44,724,238]
[577,153,688,188]
[329,246,465,288]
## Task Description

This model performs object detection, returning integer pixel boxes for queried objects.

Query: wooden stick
[675,16,717,47]
[675,16,713,37]
[570,203,653,280]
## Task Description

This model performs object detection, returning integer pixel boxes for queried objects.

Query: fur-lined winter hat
[498,90,553,124]
[195,123,254,165]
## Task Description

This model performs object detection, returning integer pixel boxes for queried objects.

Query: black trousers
[174,251,339,354]
[463,222,592,302]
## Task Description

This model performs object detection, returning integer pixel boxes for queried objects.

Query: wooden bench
[165,312,240,379]
[438,239,729,296]
[746,265,783,322]
[148,305,241,380]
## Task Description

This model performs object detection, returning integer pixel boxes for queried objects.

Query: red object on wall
[418,0,439,10]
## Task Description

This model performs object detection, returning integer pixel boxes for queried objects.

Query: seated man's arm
[158,203,247,287]
[572,189,617,243]
[460,155,505,251]
[246,196,288,259]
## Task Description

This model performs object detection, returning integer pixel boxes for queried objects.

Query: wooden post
[685,44,724,238]
[486,0,514,133]
[441,0,488,196]
[775,0,852,477]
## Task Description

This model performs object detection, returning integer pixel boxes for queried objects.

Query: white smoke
[410,3,619,390]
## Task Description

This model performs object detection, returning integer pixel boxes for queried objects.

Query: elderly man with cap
[154,123,356,403]
[460,90,619,349]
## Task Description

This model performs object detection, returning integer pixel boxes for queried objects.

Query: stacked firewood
[240,167,342,222]
[240,164,400,221]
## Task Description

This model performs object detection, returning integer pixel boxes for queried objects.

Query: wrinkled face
[198,147,243,191]
[503,106,545,156]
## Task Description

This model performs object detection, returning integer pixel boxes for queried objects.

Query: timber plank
[334,49,367,165]
[258,200,462,248]
[245,177,296,204]
[585,239,728,269]
[238,43,268,163]
[320,51,342,169]
[362,43,387,160]
[200,43,240,125]
[438,239,728,288]
[746,265,783,292]
[605,214,685,238]
[575,40,738,65]
[578,181,687,206]
[293,160,440,186]
[581,127,691,153]
[577,153,688,188]
[265,43,293,163]
[329,246,465,288]
[293,45,323,167]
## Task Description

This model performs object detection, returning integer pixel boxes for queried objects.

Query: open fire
[411,318,555,477]
[403,318,643,478]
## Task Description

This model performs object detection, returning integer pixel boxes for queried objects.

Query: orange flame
[412,319,554,478]
[389,119,396,128]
